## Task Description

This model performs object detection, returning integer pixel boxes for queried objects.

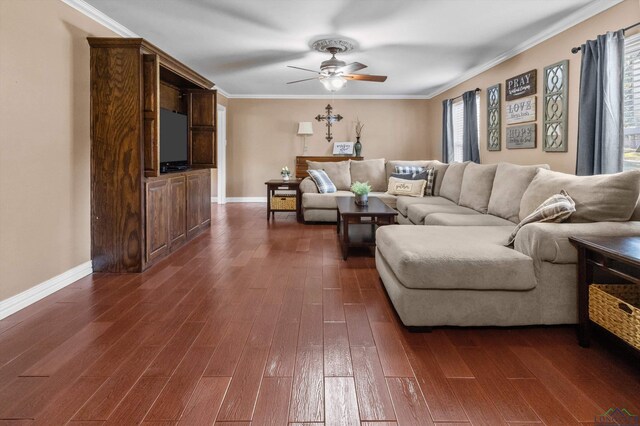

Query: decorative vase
[355,193,368,206]
[354,137,362,157]
[282,174,290,181]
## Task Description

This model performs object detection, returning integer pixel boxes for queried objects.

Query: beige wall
[225,99,430,197]
[0,0,117,301]
[426,0,640,173]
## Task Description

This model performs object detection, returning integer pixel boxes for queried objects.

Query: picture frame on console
[333,141,355,156]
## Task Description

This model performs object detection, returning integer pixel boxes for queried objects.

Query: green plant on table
[350,181,371,195]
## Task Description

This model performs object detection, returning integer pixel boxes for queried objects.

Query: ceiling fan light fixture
[321,75,347,92]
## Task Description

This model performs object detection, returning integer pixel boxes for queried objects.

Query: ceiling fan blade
[287,65,320,74]
[286,77,320,84]
[344,74,387,82]
[336,62,367,74]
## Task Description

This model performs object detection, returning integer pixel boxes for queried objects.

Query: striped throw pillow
[506,190,575,246]
[307,169,337,194]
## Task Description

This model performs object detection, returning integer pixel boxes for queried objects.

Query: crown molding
[223,94,430,100]
[60,0,138,37]
[424,0,623,99]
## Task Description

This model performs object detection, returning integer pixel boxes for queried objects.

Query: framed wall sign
[506,124,536,149]
[487,84,501,151]
[505,95,536,124]
[505,69,537,100]
[332,141,354,156]
[543,60,569,152]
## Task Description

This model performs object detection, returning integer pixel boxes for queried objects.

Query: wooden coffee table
[336,197,398,260]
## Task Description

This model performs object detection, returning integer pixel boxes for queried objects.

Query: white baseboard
[226,197,267,203]
[0,261,93,320]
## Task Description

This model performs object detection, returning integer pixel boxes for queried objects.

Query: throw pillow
[386,176,427,197]
[395,165,425,175]
[391,168,435,196]
[507,190,576,246]
[307,169,337,194]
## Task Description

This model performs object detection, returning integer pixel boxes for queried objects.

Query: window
[451,95,480,162]
[623,34,640,171]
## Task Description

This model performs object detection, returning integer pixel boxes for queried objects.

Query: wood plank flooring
[0,203,639,425]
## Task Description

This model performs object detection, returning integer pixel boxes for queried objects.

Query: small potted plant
[351,181,371,206]
[281,166,291,181]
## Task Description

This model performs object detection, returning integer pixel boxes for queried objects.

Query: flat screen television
[160,108,188,171]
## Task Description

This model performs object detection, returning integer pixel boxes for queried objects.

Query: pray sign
[506,69,537,101]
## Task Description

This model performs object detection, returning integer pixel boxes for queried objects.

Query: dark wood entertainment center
[88,38,216,272]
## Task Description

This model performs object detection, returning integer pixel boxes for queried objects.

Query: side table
[569,236,640,348]
[265,179,302,221]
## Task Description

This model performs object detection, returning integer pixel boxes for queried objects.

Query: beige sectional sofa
[300,158,640,327]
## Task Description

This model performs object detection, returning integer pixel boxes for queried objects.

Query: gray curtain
[576,30,624,175]
[462,91,480,163]
[442,99,454,163]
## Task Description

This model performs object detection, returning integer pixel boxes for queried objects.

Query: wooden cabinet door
[146,179,169,263]
[186,173,201,238]
[199,170,211,228]
[168,175,187,248]
[188,89,217,168]
[143,54,160,177]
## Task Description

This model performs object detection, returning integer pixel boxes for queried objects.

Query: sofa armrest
[514,221,640,264]
[300,177,319,194]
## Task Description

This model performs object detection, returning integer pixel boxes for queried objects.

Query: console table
[569,236,640,348]
[295,156,363,179]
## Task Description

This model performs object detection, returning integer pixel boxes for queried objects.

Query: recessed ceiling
[83,0,611,97]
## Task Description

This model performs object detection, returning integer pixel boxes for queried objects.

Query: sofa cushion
[487,163,550,223]
[407,203,478,225]
[387,177,426,197]
[520,169,640,223]
[507,190,575,245]
[424,213,515,227]
[396,196,456,216]
[307,169,336,194]
[514,221,640,264]
[302,191,353,209]
[307,160,351,190]
[376,225,536,291]
[429,161,450,196]
[439,162,469,203]
[350,158,386,192]
[300,177,319,194]
[458,163,498,214]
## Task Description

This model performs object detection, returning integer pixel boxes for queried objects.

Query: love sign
[505,96,536,124]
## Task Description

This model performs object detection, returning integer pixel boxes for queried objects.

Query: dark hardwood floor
[1,203,639,425]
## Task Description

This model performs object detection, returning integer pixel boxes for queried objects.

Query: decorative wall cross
[315,104,343,142]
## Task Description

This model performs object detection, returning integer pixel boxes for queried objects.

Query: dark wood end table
[569,236,640,347]
[336,196,398,260]
[265,179,302,221]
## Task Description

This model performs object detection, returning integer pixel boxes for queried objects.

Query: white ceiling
[82,0,613,98]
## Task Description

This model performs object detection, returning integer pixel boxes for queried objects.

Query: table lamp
[297,122,313,154]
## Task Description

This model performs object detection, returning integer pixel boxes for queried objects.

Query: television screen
[160,108,188,164]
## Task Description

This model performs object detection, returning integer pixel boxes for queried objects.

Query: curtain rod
[449,87,480,101]
[571,21,640,54]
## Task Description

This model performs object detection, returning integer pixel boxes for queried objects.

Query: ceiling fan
[287,38,387,91]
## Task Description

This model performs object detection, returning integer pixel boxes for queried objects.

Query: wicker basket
[589,284,640,350]
[271,195,296,210]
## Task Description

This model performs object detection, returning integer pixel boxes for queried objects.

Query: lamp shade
[297,122,314,135]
